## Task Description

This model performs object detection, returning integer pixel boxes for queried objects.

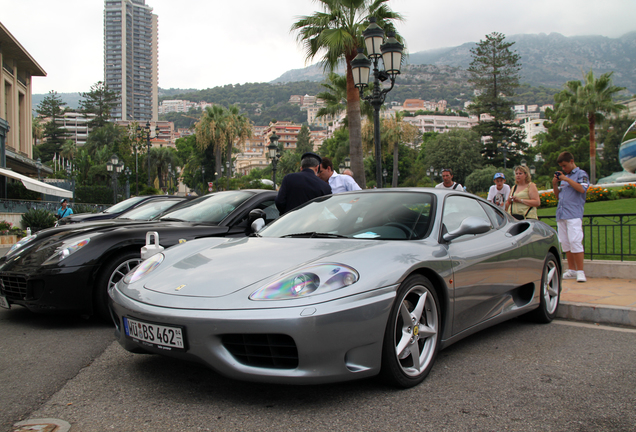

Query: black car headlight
[42,238,92,265]
[6,234,38,257]
[250,263,359,301]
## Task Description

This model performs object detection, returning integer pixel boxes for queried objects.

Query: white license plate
[123,317,185,351]
[0,295,9,309]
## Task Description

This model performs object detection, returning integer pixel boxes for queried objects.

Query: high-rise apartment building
[104,0,158,122]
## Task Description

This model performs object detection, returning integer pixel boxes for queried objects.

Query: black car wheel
[94,251,143,320]
[380,275,441,388]
[527,252,561,323]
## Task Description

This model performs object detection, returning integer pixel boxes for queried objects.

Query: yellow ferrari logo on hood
[175,285,186,291]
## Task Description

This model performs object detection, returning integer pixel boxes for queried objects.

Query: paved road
[3,316,635,432]
[0,307,114,431]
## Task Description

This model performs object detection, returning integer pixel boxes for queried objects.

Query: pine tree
[79,81,119,128]
[468,33,526,167]
[34,91,69,161]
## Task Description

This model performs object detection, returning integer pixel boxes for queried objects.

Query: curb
[557,301,636,328]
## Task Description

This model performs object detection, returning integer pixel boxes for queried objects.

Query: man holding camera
[552,151,589,282]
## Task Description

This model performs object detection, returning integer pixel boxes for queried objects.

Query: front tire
[380,275,441,388]
[527,252,561,323]
[94,251,143,321]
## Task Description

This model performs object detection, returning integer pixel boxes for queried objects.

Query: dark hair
[321,157,334,171]
[301,156,320,169]
[556,151,574,164]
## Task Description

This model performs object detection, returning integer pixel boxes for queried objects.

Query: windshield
[103,196,148,214]
[118,198,185,220]
[260,191,434,240]
[160,191,254,224]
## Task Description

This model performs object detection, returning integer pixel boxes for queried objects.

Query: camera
[554,171,561,178]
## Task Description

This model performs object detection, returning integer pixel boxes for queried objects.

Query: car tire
[94,251,143,321]
[380,274,441,388]
[527,252,561,323]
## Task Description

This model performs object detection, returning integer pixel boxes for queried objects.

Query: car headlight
[123,253,164,285]
[250,263,359,301]
[6,234,38,257]
[42,238,92,265]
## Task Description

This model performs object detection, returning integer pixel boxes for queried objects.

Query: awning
[0,167,73,198]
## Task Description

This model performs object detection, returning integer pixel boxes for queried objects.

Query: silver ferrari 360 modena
[109,188,562,388]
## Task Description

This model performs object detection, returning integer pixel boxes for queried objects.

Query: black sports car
[58,195,184,225]
[0,190,278,319]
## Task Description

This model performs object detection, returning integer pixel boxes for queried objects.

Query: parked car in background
[0,190,278,319]
[110,188,561,388]
[57,195,184,225]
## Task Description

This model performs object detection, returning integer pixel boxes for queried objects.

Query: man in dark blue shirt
[275,152,332,215]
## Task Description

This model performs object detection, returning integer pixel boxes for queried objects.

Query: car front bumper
[109,284,398,385]
[0,264,94,314]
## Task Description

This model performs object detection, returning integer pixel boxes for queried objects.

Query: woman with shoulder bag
[505,165,540,220]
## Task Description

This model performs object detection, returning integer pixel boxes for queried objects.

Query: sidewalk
[558,261,636,328]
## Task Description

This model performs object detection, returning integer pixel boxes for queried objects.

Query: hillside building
[104,0,159,122]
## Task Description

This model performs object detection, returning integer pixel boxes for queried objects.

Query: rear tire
[527,252,561,323]
[380,275,441,388]
[94,251,142,321]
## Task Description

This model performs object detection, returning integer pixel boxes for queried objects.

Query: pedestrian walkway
[558,273,636,328]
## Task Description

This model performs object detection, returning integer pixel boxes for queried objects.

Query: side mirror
[249,209,266,224]
[443,216,491,242]
[251,218,265,233]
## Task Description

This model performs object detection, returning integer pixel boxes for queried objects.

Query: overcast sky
[2,0,635,95]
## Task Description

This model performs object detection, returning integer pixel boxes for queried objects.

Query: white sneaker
[577,271,586,283]
[563,269,578,279]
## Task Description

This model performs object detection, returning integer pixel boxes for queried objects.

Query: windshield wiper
[282,232,348,238]
[159,217,185,222]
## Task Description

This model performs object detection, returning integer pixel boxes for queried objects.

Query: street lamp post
[267,132,280,187]
[499,140,509,170]
[35,158,42,181]
[339,163,345,174]
[106,154,124,204]
[124,166,131,198]
[144,122,152,187]
[167,163,172,193]
[382,168,387,185]
[351,17,404,188]
[426,166,438,186]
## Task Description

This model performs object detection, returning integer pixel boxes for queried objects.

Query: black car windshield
[159,191,253,224]
[118,198,185,220]
[102,196,148,214]
[260,191,434,240]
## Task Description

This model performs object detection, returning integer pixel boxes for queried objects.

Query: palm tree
[555,70,626,183]
[148,147,179,190]
[196,105,227,185]
[291,0,403,189]
[382,111,419,187]
[223,105,252,185]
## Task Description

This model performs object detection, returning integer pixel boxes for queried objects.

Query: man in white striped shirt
[318,157,362,193]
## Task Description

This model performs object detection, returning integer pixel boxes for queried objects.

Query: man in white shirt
[318,157,362,193]
[487,172,510,209]
[435,168,463,190]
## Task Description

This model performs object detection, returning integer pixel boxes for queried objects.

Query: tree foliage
[291,0,404,190]
[420,129,483,187]
[34,91,69,161]
[468,32,524,160]
[79,81,119,128]
[554,69,626,183]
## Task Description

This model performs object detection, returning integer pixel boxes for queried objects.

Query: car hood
[116,236,449,310]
